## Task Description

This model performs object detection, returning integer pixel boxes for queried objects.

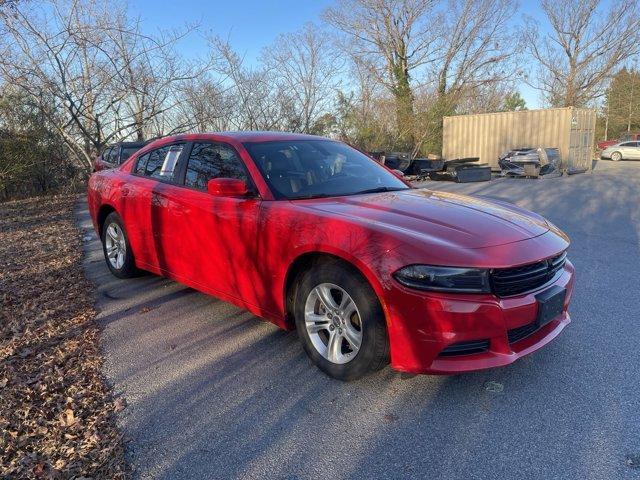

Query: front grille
[439,339,490,357]
[507,322,539,344]
[490,252,567,297]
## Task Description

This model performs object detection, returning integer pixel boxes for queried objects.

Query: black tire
[611,151,622,162]
[294,260,389,381]
[101,212,139,279]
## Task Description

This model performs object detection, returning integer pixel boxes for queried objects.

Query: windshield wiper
[348,186,409,195]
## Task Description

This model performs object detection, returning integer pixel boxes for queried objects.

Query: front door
[168,141,263,307]
[629,142,640,160]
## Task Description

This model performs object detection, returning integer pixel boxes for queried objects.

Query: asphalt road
[78,160,640,480]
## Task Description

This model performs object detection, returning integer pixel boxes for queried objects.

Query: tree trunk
[392,62,414,150]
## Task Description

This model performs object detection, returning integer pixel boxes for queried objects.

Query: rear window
[102,147,115,164]
[121,146,141,163]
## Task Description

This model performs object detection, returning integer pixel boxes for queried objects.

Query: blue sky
[131,0,569,109]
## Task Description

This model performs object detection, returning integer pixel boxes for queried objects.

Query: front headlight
[393,265,491,293]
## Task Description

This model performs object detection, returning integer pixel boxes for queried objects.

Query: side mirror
[207,178,249,197]
[392,169,405,178]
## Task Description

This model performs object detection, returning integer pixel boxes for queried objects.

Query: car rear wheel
[294,260,389,380]
[611,151,622,161]
[101,212,138,278]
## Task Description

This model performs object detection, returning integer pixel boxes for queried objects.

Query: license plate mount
[535,285,566,327]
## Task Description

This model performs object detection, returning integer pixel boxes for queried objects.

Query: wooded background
[0,0,639,200]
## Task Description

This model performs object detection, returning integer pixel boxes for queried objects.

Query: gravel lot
[78,160,640,480]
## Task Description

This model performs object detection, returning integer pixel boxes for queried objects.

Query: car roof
[148,131,329,145]
[126,131,336,161]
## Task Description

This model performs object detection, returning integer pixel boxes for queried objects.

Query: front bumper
[384,260,575,374]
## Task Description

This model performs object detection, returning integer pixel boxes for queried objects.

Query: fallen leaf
[33,463,45,478]
[60,408,76,427]
[113,398,126,412]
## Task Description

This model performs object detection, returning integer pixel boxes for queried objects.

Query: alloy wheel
[304,283,363,364]
[104,222,126,270]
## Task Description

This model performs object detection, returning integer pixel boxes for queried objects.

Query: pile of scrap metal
[498,147,560,178]
[429,158,491,183]
[368,151,491,183]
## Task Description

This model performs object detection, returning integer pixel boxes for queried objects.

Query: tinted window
[103,147,115,164]
[243,140,408,200]
[143,146,170,177]
[133,144,183,180]
[620,142,635,147]
[121,146,141,163]
[135,152,149,175]
[185,143,248,190]
[157,145,183,179]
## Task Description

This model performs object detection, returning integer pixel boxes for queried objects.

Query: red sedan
[87,132,574,380]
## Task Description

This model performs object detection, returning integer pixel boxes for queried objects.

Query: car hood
[298,189,550,249]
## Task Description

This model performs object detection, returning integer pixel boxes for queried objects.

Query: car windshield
[243,140,409,200]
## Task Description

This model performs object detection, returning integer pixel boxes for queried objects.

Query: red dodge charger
[87,132,574,380]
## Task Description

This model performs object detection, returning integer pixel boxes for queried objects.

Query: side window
[133,144,184,180]
[121,147,139,163]
[620,142,633,147]
[185,143,248,190]
[143,146,170,177]
[135,153,150,175]
[157,145,184,178]
[102,147,114,163]
[111,146,121,165]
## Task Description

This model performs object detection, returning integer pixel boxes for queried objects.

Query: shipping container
[442,107,596,172]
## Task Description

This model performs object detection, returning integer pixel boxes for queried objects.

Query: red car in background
[87,132,574,380]
[597,132,640,150]
[94,141,149,172]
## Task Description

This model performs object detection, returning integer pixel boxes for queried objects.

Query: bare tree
[179,75,235,133]
[324,0,437,147]
[434,0,518,100]
[525,0,640,107]
[0,0,205,171]
[104,15,209,140]
[324,0,518,153]
[262,23,342,133]
[414,0,519,154]
[210,37,295,131]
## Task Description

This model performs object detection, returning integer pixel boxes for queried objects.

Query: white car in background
[600,141,640,161]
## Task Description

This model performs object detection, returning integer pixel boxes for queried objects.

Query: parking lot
[78,159,640,480]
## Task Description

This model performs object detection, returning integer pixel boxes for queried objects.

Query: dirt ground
[0,194,126,479]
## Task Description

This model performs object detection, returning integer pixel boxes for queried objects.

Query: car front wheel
[101,212,138,278]
[294,260,389,380]
[611,151,622,161]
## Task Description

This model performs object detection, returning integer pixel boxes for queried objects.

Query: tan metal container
[442,107,596,172]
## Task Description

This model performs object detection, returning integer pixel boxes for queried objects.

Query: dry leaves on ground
[0,194,126,479]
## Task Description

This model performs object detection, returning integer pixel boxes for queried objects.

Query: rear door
[120,143,185,271]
